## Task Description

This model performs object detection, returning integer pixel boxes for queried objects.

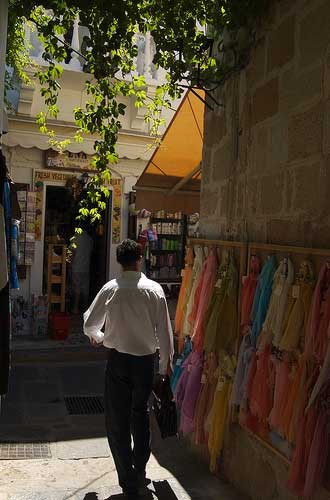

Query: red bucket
[49,312,71,340]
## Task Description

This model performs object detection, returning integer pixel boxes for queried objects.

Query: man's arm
[156,291,174,375]
[83,284,110,344]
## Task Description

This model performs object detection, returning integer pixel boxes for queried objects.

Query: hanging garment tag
[242,275,248,286]
[201,374,207,384]
[176,358,182,367]
[181,269,185,278]
[187,364,192,373]
[292,285,300,299]
[215,278,222,289]
[274,285,283,297]
[216,376,225,392]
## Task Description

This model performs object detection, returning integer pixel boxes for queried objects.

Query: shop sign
[34,170,76,241]
[111,178,122,244]
[45,149,94,172]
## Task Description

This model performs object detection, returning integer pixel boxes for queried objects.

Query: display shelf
[150,249,179,254]
[151,217,183,223]
[156,234,182,238]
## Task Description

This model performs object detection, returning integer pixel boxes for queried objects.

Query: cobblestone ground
[0,362,247,500]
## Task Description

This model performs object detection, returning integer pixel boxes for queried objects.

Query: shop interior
[41,182,111,341]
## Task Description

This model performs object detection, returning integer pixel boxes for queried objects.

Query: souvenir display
[171,239,330,497]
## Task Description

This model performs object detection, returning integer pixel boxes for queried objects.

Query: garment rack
[246,241,330,491]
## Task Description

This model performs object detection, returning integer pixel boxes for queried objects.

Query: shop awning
[135,88,205,213]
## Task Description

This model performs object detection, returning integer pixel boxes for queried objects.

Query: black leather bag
[152,375,178,439]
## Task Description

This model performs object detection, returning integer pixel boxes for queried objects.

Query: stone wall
[201,0,330,249]
[200,0,330,498]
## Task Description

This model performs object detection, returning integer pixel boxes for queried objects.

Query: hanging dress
[204,252,238,355]
[258,258,295,351]
[193,352,218,445]
[268,353,291,432]
[182,247,204,338]
[304,379,330,498]
[191,249,218,352]
[230,333,254,408]
[171,336,193,393]
[279,261,315,353]
[287,361,319,496]
[249,345,274,428]
[174,350,204,435]
[207,352,236,472]
[250,256,277,347]
[175,246,194,338]
[304,261,330,363]
[240,255,261,332]
[277,358,300,441]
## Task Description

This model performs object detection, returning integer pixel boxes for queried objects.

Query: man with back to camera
[83,239,174,499]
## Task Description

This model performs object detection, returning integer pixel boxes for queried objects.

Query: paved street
[0,361,247,500]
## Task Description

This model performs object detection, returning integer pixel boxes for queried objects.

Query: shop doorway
[43,184,112,340]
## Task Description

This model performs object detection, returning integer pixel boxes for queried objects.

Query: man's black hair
[116,239,142,266]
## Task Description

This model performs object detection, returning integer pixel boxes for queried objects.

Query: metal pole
[0,0,9,144]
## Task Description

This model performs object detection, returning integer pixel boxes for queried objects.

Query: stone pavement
[0,361,248,500]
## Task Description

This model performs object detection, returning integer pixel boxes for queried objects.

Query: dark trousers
[105,349,155,494]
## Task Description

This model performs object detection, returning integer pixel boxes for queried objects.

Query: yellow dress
[175,247,194,342]
[204,253,238,355]
[279,261,314,353]
[182,247,204,337]
[207,352,236,472]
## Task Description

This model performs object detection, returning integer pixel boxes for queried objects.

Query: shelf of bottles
[148,211,186,283]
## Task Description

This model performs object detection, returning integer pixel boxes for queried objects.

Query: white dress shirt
[83,271,174,374]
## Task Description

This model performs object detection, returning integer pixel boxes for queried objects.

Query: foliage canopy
[5,0,269,247]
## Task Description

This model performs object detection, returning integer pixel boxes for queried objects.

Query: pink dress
[193,352,218,445]
[240,256,261,331]
[190,249,218,352]
[249,346,273,424]
[287,364,319,496]
[269,355,291,431]
[304,380,330,497]
[175,351,204,435]
[304,262,330,363]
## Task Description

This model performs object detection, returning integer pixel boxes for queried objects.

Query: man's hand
[90,337,102,347]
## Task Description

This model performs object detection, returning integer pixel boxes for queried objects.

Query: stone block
[252,125,270,173]
[235,181,245,218]
[304,221,330,248]
[223,427,278,500]
[280,64,322,112]
[270,117,288,169]
[219,184,229,217]
[212,140,232,182]
[288,103,323,161]
[279,0,296,17]
[252,78,279,125]
[203,107,223,151]
[267,219,304,245]
[260,173,284,215]
[208,110,227,147]
[293,162,321,214]
[285,170,294,213]
[246,39,266,88]
[246,177,260,216]
[200,188,218,217]
[246,220,267,242]
[299,0,330,68]
[267,15,295,72]
[323,101,330,155]
[201,146,212,185]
